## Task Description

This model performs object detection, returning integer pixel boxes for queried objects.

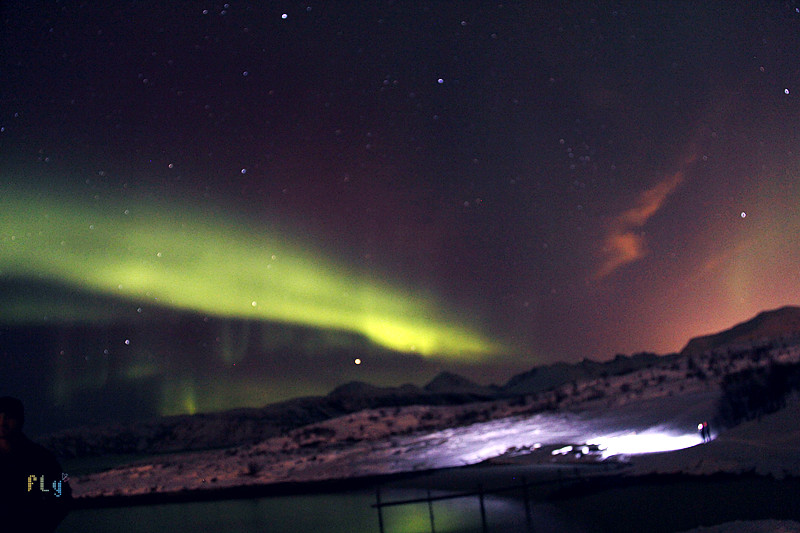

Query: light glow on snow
[460,443,511,463]
[409,410,707,470]
[590,430,702,458]
[551,445,573,456]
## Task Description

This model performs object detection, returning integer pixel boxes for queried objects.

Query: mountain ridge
[40,304,800,458]
[681,305,800,355]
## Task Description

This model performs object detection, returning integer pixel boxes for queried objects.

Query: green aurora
[0,181,504,360]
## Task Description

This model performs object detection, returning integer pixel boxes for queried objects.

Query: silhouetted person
[0,397,71,532]
[697,421,711,443]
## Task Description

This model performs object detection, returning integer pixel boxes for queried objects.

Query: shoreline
[69,468,443,509]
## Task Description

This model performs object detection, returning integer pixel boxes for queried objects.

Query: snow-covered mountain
[500,352,668,395]
[682,305,800,355]
[52,305,800,504]
[43,305,800,460]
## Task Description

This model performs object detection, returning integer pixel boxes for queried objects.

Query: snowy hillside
[47,333,800,460]
[69,391,713,499]
[59,306,800,501]
[69,356,800,500]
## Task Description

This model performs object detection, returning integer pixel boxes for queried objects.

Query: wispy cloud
[594,153,698,280]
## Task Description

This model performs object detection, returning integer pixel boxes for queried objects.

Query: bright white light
[551,445,573,456]
[391,409,707,471]
[461,443,510,463]
[589,431,702,458]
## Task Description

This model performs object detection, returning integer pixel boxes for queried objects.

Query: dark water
[59,492,377,533]
[58,489,529,533]
[57,467,800,533]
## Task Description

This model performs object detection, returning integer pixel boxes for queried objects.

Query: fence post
[427,488,436,533]
[522,475,533,529]
[375,486,384,533]
[478,483,487,533]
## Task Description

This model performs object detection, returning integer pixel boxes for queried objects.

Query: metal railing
[372,477,538,533]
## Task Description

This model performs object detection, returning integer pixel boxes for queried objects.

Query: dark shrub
[715,361,800,428]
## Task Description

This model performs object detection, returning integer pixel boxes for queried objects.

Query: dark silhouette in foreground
[0,397,71,533]
[698,421,711,443]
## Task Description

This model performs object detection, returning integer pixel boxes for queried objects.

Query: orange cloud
[595,231,647,280]
[595,154,697,280]
[619,170,685,226]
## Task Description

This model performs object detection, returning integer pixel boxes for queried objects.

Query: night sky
[2,2,800,428]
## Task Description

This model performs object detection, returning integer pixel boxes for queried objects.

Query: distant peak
[327,381,382,397]
[682,305,800,355]
[424,371,482,393]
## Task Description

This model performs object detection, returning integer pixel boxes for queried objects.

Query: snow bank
[629,397,800,478]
